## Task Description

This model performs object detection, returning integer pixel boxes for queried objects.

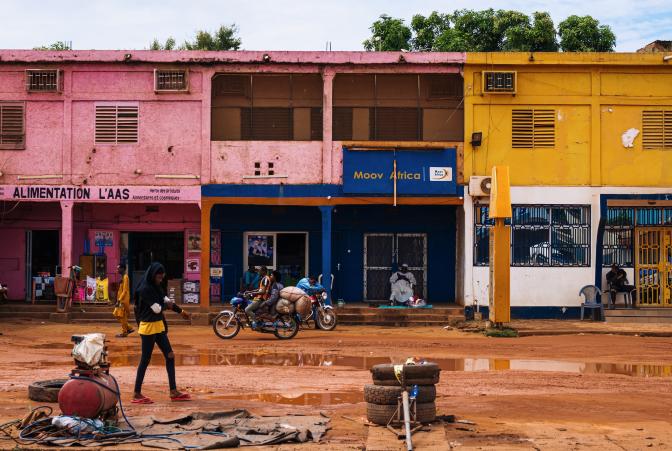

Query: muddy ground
[0,319,671,450]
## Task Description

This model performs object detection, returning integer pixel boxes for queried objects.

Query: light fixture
[471,132,483,147]
[17,174,63,180]
[262,53,271,63]
[124,53,132,61]
[664,55,672,62]
[154,174,200,179]
[134,169,143,175]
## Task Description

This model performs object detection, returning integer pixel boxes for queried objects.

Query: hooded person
[389,263,416,305]
[132,262,191,404]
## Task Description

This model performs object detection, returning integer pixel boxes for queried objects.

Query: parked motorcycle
[301,291,337,331]
[212,292,299,340]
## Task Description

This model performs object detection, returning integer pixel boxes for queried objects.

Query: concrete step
[70,318,190,325]
[604,308,672,317]
[605,315,672,324]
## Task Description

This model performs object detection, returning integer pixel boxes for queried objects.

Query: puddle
[31,343,74,350]
[215,391,363,406]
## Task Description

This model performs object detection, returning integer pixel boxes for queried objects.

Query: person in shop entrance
[132,262,191,404]
[389,264,416,306]
[245,266,271,329]
[112,263,134,337]
[241,264,260,291]
[606,263,636,308]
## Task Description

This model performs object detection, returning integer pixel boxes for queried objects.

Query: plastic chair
[579,285,604,321]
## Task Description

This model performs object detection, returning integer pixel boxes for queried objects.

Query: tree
[410,12,450,51]
[182,24,241,50]
[363,15,411,51]
[149,37,176,50]
[558,15,616,52]
[34,41,72,50]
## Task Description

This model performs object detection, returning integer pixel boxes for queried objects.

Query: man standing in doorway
[113,263,134,337]
[241,265,259,292]
[389,264,416,306]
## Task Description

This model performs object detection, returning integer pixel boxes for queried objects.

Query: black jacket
[134,262,182,324]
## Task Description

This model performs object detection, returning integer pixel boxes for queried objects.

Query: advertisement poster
[94,231,113,247]
[187,231,201,253]
[186,258,200,273]
[247,234,274,267]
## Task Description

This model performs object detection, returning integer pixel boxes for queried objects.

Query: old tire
[372,376,439,387]
[364,384,436,405]
[28,379,67,403]
[366,402,436,425]
[370,363,440,381]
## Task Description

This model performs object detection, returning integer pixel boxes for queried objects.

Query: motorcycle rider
[297,275,325,296]
[257,270,284,319]
[245,266,271,329]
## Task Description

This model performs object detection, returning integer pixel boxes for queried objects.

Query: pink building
[0,50,465,310]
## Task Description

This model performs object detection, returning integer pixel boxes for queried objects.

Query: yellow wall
[464,53,672,187]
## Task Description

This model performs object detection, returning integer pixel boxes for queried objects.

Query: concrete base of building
[49,313,71,323]
[467,306,583,320]
[190,313,211,326]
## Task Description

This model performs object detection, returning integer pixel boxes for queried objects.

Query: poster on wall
[187,231,201,253]
[186,258,200,273]
[94,231,113,247]
[247,234,274,267]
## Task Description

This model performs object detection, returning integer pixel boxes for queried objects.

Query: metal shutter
[0,103,25,149]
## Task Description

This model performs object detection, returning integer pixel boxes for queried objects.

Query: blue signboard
[342,147,457,195]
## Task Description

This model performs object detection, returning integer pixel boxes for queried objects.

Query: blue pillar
[319,206,333,304]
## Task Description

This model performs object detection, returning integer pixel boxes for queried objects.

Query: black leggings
[134,331,176,393]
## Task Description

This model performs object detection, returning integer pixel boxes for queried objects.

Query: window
[26,69,62,92]
[95,104,139,144]
[602,207,634,267]
[642,110,672,149]
[332,74,463,142]
[0,102,25,150]
[474,204,591,267]
[154,69,188,92]
[483,71,516,93]
[512,109,555,149]
[211,74,322,141]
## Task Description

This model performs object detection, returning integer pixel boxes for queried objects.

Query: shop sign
[94,231,113,247]
[342,148,457,195]
[0,185,200,203]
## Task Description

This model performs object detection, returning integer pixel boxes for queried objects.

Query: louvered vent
[642,110,672,149]
[95,105,139,144]
[26,69,62,92]
[0,103,25,150]
[512,109,555,149]
[154,69,188,92]
[484,71,516,93]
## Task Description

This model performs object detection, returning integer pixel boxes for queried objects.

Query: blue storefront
[201,147,463,305]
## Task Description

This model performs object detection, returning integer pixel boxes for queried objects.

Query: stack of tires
[365,363,440,425]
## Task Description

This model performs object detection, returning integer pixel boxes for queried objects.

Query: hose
[68,374,135,431]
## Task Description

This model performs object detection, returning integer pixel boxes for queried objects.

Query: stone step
[604,308,672,317]
[70,318,190,325]
[605,315,672,324]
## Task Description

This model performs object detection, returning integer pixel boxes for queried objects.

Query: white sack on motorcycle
[280,286,308,302]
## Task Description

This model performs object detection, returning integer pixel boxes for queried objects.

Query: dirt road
[0,320,671,450]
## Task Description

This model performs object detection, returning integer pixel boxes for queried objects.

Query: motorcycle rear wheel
[213,311,241,339]
[316,307,337,331]
[274,315,299,340]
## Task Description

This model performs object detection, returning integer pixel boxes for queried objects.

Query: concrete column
[201,69,215,184]
[322,69,335,184]
[199,200,213,313]
[319,206,333,304]
[60,201,74,277]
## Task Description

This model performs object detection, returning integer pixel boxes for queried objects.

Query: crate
[167,279,183,303]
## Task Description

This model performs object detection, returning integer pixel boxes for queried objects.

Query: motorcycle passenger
[245,266,271,329]
[258,270,284,319]
[297,276,324,296]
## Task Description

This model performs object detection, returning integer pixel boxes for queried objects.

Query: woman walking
[132,262,191,404]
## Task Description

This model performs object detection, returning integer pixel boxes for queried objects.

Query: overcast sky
[1,0,670,52]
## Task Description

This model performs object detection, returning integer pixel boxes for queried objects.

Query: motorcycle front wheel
[316,307,337,331]
[213,311,241,339]
[274,315,299,340]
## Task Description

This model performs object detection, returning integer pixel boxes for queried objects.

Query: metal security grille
[636,228,672,307]
[512,109,555,149]
[374,107,421,141]
[602,207,634,267]
[241,108,292,140]
[0,102,25,150]
[155,69,188,91]
[642,110,672,149]
[26,69,61,92]
[484,71,516,93]
[474,204,590,267]
[95,105,139,144]
[332,107,353,140]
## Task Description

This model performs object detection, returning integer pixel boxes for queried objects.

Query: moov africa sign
[342,147,457,195]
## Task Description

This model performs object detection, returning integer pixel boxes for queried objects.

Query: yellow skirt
[138,320,165,335]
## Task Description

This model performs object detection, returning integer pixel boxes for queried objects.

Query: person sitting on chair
[0,282,8,302]
[606,263,635,307]
[389,264,416,306]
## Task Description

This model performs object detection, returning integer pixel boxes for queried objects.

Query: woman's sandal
[131,396,154,404]
[170,393,192,402]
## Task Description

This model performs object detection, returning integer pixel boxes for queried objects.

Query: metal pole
[393,158,398,207]
[402,390,413,451]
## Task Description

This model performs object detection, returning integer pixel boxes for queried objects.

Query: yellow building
[462,52,672,318]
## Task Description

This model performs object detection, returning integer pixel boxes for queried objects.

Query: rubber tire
[316,307,337,331]
[28,379,67,403]
[364,384,436,405]
[370,363,440,381]
[212,312,241,339]
[372,376,439,387]
[273,315,299,340]
[366,402,436,425]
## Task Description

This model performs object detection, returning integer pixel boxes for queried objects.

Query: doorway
[636,228,672,307]
[363,233,427,302]
[127,232,185,292]
[243,232,308,287]
[25,230,60,301]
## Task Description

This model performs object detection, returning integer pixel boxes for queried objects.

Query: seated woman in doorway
[132,262,191,404]
[389,264,416,306]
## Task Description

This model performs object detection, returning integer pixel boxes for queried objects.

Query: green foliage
[149,37,176,50]
[34,41,72,50]
[558,15,616,52]
[181,24,241,51]
[484,327,519,338]
[366,10,614,52]
[363,14,412,51]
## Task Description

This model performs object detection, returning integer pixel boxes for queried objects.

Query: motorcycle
[212,292,300,340]
[300,290,337,331]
